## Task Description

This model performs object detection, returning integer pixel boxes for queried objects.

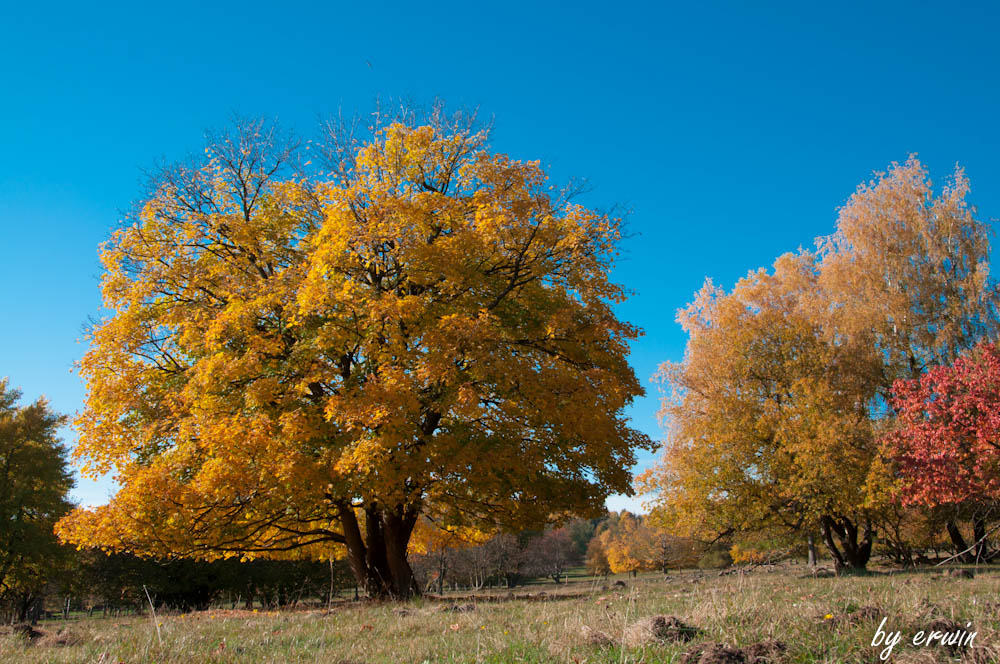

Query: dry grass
[2,565,999,663]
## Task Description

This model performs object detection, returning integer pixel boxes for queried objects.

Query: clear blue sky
[2,1,999,511]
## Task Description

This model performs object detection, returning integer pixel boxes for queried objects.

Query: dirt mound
[681,640,787,664]
[35,628,83,647]
[579,624,614,647]
[442,603,476,613]
[0,624,82,647]
[680,643,745,664]
[1,623,43,641]
[743,640,787,663]
[924,618,969,655]
[810,568,835,578]
[625,615,701,646]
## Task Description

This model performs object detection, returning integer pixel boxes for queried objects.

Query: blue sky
[2,1,999,511]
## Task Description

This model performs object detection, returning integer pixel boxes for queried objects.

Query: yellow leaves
[817,156,993,374]
[62,118,650,567]
[729,544,767,565]
[408,517,488,556]
[647,249,881,540]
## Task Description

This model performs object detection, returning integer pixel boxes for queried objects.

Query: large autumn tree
[641,157,998,572]
[56,112,652,598]
[639,253,886,570]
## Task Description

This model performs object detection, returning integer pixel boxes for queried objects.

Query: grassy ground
[3,564,999,663]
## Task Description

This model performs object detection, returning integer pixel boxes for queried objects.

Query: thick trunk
[948,518,991,563]
[383,509,418,597]
[946,520,975,563]
[338,502,419,599]
[820,515,872,573]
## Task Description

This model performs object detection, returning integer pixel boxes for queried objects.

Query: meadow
[3,564,998,664]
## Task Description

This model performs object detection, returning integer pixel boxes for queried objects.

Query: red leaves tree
[885,342,1000,560]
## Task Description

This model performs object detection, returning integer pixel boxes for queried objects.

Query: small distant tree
[0,379,74,622]
[646,530,700,572]
[585,536,611,577]
[564,517,599,560]
[408,519,481,594]
[600,511,648,576]
[482,533,524,588]
[523,528,576,583]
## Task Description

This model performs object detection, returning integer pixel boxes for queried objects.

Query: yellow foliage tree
[639,252,884,570]
[600,512,646,576]
[596,511,695,576]
[56,114,652,598]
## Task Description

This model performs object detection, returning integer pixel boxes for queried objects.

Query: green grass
[3,565,999,663]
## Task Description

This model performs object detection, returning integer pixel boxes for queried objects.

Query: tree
[585,535,611,577]
[645,529,700,572]
[600,511,649,576]
[482,533,525,588]
[639,253,884,571]
[817,156,1000,562]
[564,517,599,560]
[522,528,576,583]
[884,342,1000,561]
[640,157,999,572]
[816,156,997,380]
[409,518,484,593]
[0,379,74,622]
[56,112,651,598]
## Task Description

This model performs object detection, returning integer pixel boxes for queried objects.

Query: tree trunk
[338,502,420,599]
[948,517,991,563]
[946,520,975,563]
[973,517,989,562]
[820,515,872,573]
[807,533,817,567]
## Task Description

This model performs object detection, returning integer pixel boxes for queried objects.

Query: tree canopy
[56,113,652,597]
[639,253,884,569]
[0,379,74,619]
[886,342,1000,508]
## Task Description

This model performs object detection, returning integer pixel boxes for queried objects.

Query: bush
[697,546,733,569]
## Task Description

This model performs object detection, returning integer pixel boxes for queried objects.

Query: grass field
[2,564,999,663]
